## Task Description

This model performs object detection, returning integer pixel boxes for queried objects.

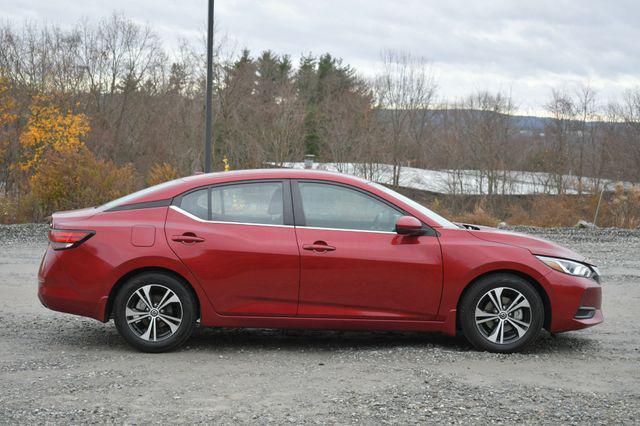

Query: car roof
[107,168,372,207]
[184,168,369,185]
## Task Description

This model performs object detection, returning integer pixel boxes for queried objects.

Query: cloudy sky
[3,0,639,114]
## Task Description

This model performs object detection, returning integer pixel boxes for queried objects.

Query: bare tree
[611,89,640,182]
[319,78,373,172]
[544,89,576,194]
[374,50,436,186]
[457,91,516,195]
[572,85,600,193]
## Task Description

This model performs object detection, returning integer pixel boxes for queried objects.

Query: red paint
[131,225,155,247]
[295,227,442,320]
[38,169,603,336]
[165,207,300,316]
[395,216,424,235]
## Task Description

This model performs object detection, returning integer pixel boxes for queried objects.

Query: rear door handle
[172,234,205,243]
[303,241,336,252]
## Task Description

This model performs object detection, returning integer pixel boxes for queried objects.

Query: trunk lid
[51,207,97,227]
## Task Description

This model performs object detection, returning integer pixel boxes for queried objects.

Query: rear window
[99,179,184,211]
[179,189,208,220]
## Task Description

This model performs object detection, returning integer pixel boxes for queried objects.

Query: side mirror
[395,216,425,236]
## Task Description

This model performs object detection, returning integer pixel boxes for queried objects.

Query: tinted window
[298,182,402,232]
[211,182,284,225]
[180,189,208,220]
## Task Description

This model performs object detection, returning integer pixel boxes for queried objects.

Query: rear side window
[178,182,284,225]
[180,189,208,220]
[211,182,283,225]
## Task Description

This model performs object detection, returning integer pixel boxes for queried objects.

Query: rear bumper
[37,246,107,322]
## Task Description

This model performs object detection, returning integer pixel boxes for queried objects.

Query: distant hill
[377,109,598,132]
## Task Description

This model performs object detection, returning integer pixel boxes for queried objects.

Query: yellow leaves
[0,77,16,127]
[29,147,137,215]
[19,97,90,172]
[0,77,17,163]
[146,162,180,186]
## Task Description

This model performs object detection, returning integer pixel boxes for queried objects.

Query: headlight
[535,255,597,279]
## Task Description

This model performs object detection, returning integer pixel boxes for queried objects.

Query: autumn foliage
[19,99,90,172]
[25,148,136,218]
[147,162,180,186]
[0,77,16,162]
[0,94,139,222]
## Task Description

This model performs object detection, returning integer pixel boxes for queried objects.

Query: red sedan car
[38,169,602,353]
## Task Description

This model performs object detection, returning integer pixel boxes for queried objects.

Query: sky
[3,0,639,114]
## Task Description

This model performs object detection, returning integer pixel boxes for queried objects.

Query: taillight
[48,229,95,250]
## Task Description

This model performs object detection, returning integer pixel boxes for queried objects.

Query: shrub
[147,162,180,186]
[451,200,500,227]
[505,204,532,226]
[604,184,640,228]
[26,148,138,221]
[0,196,18,224]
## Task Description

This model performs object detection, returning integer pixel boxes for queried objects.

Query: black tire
[459,273,544,353]
[113,272,196,353]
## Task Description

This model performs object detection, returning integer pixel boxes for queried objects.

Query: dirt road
[1,225,639,424]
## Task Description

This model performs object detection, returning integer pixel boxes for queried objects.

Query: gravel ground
[0,224,639,424]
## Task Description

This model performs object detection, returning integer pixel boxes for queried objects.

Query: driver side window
[298,182,402,232]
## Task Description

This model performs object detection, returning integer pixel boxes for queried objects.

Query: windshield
[369,182,459,229]
[99,179,183,210]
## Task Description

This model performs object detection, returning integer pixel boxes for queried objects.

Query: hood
[462,224,589,264]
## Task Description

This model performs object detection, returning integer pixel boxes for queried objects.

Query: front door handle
[303,241,336,253]
[172,234,205,243]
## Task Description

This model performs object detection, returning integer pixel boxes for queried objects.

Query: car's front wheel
[459,273,544,353]
[113,272,196,353]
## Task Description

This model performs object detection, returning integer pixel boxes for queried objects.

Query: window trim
[291,179,436,236]
[104,198,172,212]
[169,205,295,228]
[171,179,294,226]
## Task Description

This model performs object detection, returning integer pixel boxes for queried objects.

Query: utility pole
[204,0,214,173]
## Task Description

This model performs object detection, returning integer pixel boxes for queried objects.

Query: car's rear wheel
[459,273,544,353]
[113,272,196,353]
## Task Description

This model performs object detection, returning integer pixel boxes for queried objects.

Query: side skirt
[199,314,453,335]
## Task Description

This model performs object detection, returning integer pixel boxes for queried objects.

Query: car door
[292,180,443,320]
[165,180,300,316]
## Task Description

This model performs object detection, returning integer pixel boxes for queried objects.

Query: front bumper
[545,269,603,333]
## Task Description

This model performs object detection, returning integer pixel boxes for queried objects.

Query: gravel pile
[0,223,49,245]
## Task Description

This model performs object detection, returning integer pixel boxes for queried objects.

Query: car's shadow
[187,326,470,352]
[49,318,600,356]
[183,326,599,355]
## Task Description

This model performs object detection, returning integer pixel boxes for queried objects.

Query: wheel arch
[105,266,201,322]
[455,269,552,332]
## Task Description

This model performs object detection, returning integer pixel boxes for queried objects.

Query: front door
[165,180,300,316]
[293,180,443,320]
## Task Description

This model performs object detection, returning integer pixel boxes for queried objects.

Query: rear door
[165,180,300,316]
[292,180,443,320]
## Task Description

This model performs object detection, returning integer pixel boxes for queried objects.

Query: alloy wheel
[474,286,532,345]
[125,284,183,342]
